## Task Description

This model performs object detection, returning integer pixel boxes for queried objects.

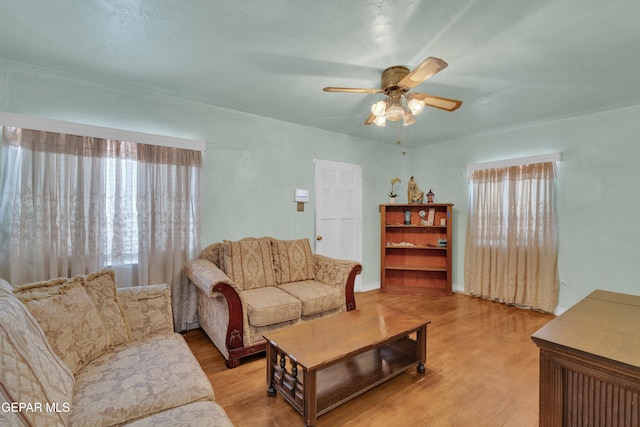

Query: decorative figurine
[407,176,424,204]
[419,209,427,226]
[426,188,435,203]
[404,210,411,225]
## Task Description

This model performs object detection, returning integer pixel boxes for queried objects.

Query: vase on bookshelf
[388,197,397,204]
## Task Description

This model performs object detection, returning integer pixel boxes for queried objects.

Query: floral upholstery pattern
[314,254,360,289]
[200,242,225,269]
[223,237,276,290]
[82,269,131,347]
[13,277,112,374]
[242,287,302,327]
[185,258,235,298]
[123,401,233,427]
[70,333,215,427]
[246,317,299,345]
[0,278,74,427]
[271,238,315,284]
[117,284,174,342]
[196,288,234,359]
[278,280,342,316]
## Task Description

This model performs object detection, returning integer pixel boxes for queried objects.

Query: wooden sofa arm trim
[345,264,363,311]
[212,282,245,353]
[228,341,267,367]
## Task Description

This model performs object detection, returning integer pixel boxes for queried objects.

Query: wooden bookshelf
[380,203,453,296]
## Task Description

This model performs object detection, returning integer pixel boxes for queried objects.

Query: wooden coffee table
[264,305,429,427]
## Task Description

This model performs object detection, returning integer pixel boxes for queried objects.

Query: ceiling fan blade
[364,113,376,125]
[412,93,462,112]
[398,57,448,89]
[323,87,382,94]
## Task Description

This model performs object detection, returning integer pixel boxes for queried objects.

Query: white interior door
[314,159,362,290]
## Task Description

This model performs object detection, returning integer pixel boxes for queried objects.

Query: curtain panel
[464,162,559,312]
[0,127,201,331]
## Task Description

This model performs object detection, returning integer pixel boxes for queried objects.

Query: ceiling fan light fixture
[322,56,462,128]
[407,98,425,115]
[371,100,387,117]
[403,111,416,126]
[373,116,386,127]
[385,104,404,121]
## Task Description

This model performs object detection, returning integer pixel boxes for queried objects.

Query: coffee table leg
[416,323,427,373]
[303,369,317,427]
[266,340,277,397]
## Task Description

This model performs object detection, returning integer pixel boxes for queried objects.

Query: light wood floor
[183,290,555,427]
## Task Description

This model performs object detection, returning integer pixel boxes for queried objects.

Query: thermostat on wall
[294,188,310,203]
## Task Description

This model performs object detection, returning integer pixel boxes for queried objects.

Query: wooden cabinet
[531,290,640,426]
[380,203,453,296]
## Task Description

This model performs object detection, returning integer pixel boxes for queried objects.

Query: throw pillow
[0,278,74,427]
[82,269,131,347]
[223,237,276,290]
[116,284,174,341]
[13,277,112,374]
[271,238,316,284]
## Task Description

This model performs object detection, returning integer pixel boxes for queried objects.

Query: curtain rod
[0,112,205,152]
[467,153,561,172]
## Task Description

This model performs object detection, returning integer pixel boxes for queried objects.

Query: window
[103,156,138,265]
[468,165,556,247]
[1,121,202,330]
[464,160,559,312]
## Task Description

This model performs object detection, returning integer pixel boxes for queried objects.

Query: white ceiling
[1,0,639,147]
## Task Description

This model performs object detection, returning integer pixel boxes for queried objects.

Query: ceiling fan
[323,57,462,127]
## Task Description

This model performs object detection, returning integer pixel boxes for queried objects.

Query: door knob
[316,235,323,241]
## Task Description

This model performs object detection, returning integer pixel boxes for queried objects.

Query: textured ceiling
[1,0,639,147]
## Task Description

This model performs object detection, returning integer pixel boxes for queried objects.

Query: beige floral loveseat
[0,269,233,427]
[184,237,362,368]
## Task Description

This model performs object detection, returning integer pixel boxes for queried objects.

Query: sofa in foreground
[184,237,362,368]
[0,269,233,427]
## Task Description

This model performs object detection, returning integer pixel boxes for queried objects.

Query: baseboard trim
[359,282,464,294]
[363,281,566,315]
[357,281,381,293]
[554,306,567,316]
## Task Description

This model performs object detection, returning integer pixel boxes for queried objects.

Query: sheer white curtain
[0,127,201,330]
[464,162,559,312]
[136,144,201,331]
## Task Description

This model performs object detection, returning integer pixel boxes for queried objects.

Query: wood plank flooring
[183,290,555,427]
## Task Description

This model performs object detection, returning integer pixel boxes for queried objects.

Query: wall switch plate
[294,188,309,202]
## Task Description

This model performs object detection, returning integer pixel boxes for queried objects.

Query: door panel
[314,159,362,289]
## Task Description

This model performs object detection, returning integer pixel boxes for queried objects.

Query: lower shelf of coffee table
[317,336,418,415]
[275,336,419,417]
